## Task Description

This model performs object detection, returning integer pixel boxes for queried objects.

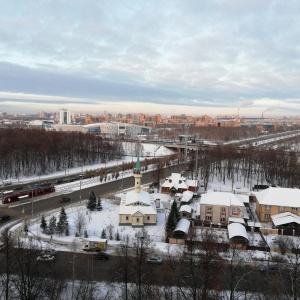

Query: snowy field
[3,142,297,262]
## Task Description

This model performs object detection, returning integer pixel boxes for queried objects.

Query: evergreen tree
[64,219,69,236]
[96,197,102,211]
[65,226,69,236]
[166,200,180,231]
[101,229,107,239]
[48,216,57,235]
[56,207,68,235]
[115,230,120,241]
[40,215,47,232]
[87,191,97,211]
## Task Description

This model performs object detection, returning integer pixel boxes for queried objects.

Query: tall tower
[59,109,71,125]
[133,155,142,193]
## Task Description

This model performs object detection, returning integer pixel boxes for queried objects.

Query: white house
[119,156,157,227]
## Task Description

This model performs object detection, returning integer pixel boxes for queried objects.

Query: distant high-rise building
[38,111,45,118]
[59,109,71,125]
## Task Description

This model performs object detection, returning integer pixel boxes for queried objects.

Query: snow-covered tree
[48,216,57,235]
[87,191,97,211]
[96,197,102,211]
[40,215,47,232]
[115,230,120,241]
[101,229,107,239]
[56,207,68,235]
[166,200,180,231]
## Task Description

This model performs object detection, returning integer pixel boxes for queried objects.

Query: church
[119,156,157,227]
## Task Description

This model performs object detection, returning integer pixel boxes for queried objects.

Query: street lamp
[117,166,124,193]
[31,188,34,217]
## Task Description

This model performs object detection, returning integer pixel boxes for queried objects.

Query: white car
[37,254,55,262]
[147,256,163,264]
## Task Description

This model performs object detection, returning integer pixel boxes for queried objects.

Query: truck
[82,239,107,252]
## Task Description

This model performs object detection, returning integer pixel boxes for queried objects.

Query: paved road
[0,163,184,224]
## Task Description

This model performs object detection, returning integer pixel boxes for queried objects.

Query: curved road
[0,163,184,223]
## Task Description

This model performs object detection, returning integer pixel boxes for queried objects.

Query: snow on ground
[3,142,287,261]
[1,142,176,186]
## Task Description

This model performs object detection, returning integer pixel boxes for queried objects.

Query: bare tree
[74,211,87,236]
[0,228,17,300]
[114,235,132,300]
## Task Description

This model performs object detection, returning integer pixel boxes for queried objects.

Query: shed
[173,219,190,236]
[271,212,300,228]
[228,223,249,245]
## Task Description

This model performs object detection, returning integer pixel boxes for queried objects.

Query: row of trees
[40,207,69,236]
[2,227,300,299]
[187,144,300,190]
[0,128,124,180]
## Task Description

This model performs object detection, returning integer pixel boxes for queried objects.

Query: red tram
[1,185,55,204]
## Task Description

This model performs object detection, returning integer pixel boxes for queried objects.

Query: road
[0,163,184,224]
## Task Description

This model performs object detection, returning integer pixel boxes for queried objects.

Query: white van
[3,180,12,186]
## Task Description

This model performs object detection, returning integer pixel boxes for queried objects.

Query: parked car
[260,263,278,274]
[147,256,163,264]
[3,180,12,186]
[59,197,71,203]
[41,248,57,256]
[55,179,64,185]
[0,215,11,222]
[37,254,55,262]
[93,252,109,260]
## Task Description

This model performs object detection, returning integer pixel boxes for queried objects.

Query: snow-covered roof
[173,219,190,234]
[236,194,249,204]
[119,190,157,215]
[254,187,300,207]
[186,179,198,187]
[247,221,262,228]
[228,217,245,224]
[84,238,107,242]
[181,190,193,203]
[161,173,188,190]
[123,190,152,206]
[228,223,249,241]
[200,192,244,207]
[271,212,300,226]
[179,205,192,214]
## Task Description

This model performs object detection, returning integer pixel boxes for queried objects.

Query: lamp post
[117,166,124,193]
[31,188,34,217]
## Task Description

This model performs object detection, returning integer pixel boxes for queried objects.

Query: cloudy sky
[0,0,300,117]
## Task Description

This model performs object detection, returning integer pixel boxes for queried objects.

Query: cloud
[0,1,300,115]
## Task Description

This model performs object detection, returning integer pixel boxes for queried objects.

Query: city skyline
[0,1,300,116]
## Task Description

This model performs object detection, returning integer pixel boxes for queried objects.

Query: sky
[0,0,300,117]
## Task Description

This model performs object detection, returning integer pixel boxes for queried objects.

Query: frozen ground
[1,142,284,261]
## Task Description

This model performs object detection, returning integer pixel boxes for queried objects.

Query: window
[126,216,129,221]
[265,214,270,219]
[182,213,186,217]
[265,205,271,210]
[221,207,226,213]
[206,207,212,212]
[279,206,284,212]
[232,207,239,215]
[147,216,150,220]
[205,216,212,221]
[292,207,298,213]
[136,218,140,223]
[220,217,226,222]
